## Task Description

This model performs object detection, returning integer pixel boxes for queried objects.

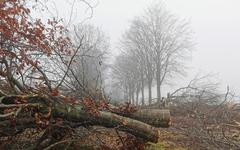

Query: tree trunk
[156,67,162,103]
[141,80,145,105]
[128,88,131,103]
[157,78,161,103]
[119,109,170,128]
[0,94,171,143]
[141,70,145,105]
[132,90,135,104]
[148,79,152,105]
[136,86,140,106]
[54,103,160,142]
[124,86,128,100]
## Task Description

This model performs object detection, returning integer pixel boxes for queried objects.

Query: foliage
[0,0,72,94]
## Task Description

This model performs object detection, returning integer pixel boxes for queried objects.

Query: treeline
[111,3,193,105]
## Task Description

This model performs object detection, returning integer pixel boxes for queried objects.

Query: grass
[145,141,187,150]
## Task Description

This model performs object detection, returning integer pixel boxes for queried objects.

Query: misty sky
[53,0,240,94]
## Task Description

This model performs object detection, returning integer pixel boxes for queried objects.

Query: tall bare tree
[115,2,193,105]
[119,19,155,105]
[142,3,193,103]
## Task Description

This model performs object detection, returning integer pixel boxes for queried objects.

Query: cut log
[0,95,162,142]
[108,104,171,127]
[125,109,170,128]
[53,102,160,142]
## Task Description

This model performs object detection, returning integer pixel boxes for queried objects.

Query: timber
[0,94,170,143]
[108,105,171,128]
[125,109,170,128]
[53,102,160,142]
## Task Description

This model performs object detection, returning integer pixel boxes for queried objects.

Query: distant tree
[143,3,193,103]
[120,18,155,105]
[67,24,109,99]
[116,2,193,105]
[112,53,140,104]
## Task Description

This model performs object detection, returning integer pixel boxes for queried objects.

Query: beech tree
[0,0,72,94]
[119,18,155,105]
[114,2,193,105]
[144,3,193,103]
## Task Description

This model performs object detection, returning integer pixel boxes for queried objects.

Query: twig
[55,37,83,89]
[0,103,40,108]
[0,89,6,97]
[115,129,126,149]
[43,139,78,150]
[0,107,22,118]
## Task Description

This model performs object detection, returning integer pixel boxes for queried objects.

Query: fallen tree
[0,93,170,143]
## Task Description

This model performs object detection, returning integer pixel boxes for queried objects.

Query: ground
[1,116,238,150]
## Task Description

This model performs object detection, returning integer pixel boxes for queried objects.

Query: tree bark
[54,103,160,142]
[136,85,140,106]
[141,67,145,106]
[131,89,135,104]
[156,75,161,103]
[0,94,170,143]
[156,66,162,103]
[124,86,128,100]
[120,109,170,128]
[148,79,152,105]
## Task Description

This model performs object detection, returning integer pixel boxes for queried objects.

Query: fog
[86,0,240,94]
[50,0,240,95]
[2,1,240,148]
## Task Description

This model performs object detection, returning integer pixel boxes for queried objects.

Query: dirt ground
[1,117,239,150]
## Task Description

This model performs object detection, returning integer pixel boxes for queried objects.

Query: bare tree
[140,3,193,103]
[116,2,193,105]
[119,18,155,105]
[112,53,140,104]
[66,24,109,99]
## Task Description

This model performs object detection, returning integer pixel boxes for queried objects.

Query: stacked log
[0,94,170,143]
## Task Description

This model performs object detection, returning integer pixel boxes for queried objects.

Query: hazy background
[51,0,240,95]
